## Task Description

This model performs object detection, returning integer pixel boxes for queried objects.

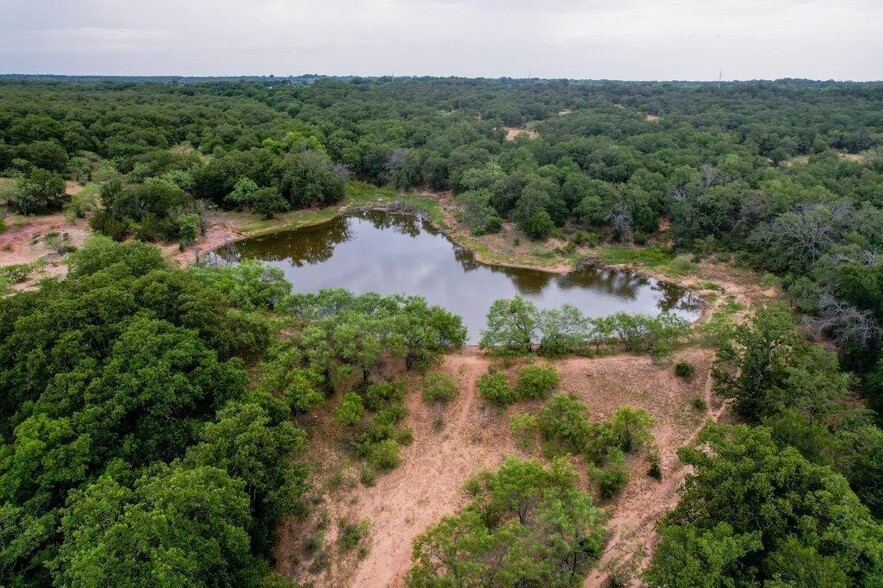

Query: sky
[1,0,880,80]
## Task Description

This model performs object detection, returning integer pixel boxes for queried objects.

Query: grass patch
[595,245,675,269]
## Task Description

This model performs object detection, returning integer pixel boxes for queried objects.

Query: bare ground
[0,213,92,289]
[504,127,539,141]
[276,347,724,587]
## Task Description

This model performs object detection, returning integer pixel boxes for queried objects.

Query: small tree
[251,187,289,219]
[12,168,67,214]
[479,296,540,354]
[537,393,593,456]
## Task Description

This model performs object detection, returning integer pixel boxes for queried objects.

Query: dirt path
[585,353,728,586]
[348,353,504,587]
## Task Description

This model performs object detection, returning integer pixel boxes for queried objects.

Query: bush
[0,263,33,284]
[363,381,405,412]
[516,364,560,400]
[334,392,365,427]
[10,169,68,214]
[648,451,662,480]
[422,372,458,404]
[691,396,708,411]
[368,439,401,470]
[675,361,695,379]
[522,210,555,240]
[609,406,653,453]
[598,448,629,498]
[669,256,698,275]
[509,413,539,452]
[537,393,593,455]
[360,467,376,487]
[337,518,370,551]
[89,209,129,241]
[477,370,516,407]
[44,232,76,254]
[252,187,289,219]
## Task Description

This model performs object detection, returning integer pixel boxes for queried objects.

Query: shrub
[422,372,458,404]
[177,212,202,248]
[252,187,289,219]
[368,439,401,470]
[90,209,129,241]
[522,210,555,240]
[537,393,593,455]
[669,256,698,275]
[363,381,405,412]
[691,396,708,411]
[337,518,370,551]
[675,361,695,379]
[647,446,662,480]
[334,392,365,427]
[477,370,516,407]
[515,364,560,400]
[44,232,76,254]
[609,406,653,453]
[360,467,376,487]
[0,263,33,284]
[508,413,539,452]
[598,448,629,498]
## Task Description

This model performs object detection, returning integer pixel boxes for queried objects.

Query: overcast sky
[1,0,880,80]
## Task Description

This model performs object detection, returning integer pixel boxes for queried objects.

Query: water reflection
[223,211,701,342]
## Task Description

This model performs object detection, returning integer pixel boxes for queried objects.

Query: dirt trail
[585,353,728,586]
[347,352,503,587]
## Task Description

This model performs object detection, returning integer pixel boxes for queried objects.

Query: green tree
[479,296,540,354]
[11,168,67,214]
[714,305,798,420]
[646,423,883,586]
[477,370,516,407]
[54,466,261,587]
[407,458,606,587]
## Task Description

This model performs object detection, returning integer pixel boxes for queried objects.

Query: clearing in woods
[275,346,726,587]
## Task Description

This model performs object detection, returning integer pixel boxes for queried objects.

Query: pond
[220,210,701,343]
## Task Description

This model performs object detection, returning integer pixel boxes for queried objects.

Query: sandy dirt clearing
[277,347,723,587]
[504,127,539,141]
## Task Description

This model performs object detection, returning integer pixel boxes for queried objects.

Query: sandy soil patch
[65,181,84,196]
[504,127,539,141]
[0,213,92,288]
[838,151,868,163]
[276,347,723,587]
[558,109,573,116]
[162,211,245,267]
[645,114,661,122]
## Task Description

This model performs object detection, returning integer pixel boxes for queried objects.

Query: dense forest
[2,77,883,585]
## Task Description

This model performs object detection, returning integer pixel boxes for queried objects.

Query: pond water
[221,211,701,342]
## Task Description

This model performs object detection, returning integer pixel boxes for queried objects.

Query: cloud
[0,0,879,79]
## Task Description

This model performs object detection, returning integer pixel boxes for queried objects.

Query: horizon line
[1,73,881,84]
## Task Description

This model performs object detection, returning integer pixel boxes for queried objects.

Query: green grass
[595,245,675,268]
[592,246,701,278]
